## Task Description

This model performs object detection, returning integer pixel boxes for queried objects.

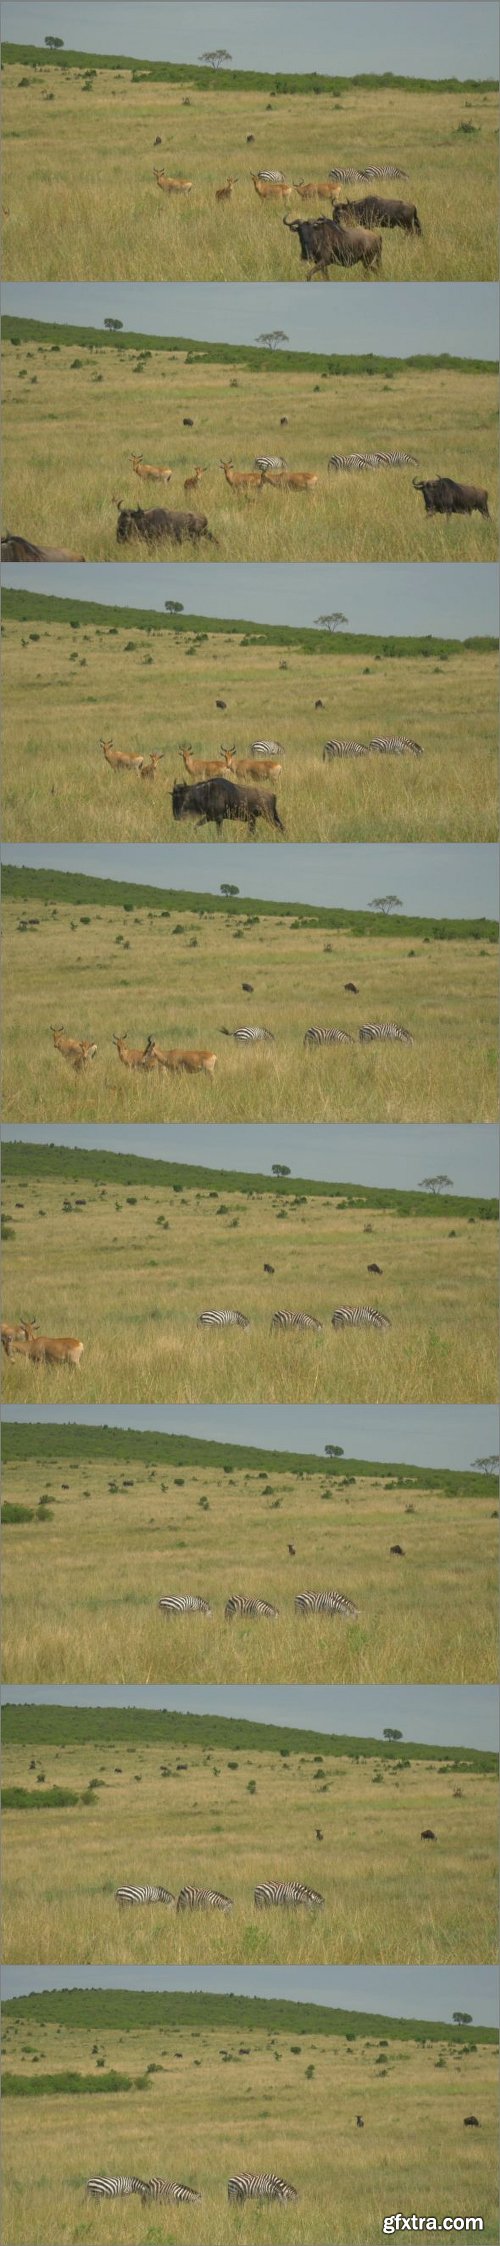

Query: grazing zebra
[295,1589,359,1618]
[249,739,285,756]
[228,2173,298,2202]
[225,1595,279,1620]
[329,165,409,182]
[254,455,287,470]
[304,1026,353,1046]
[359,1022,414,1044]
[332,1305,391,1330]
[257,170,287,182]
[323,737,370,758]
[177,1885,234,1911]
[370,734,423,757]
[115,1885,175,1908]
[86,2178,147,2201]
[254,1880,324,1908]
[158,1594,212,1616]
[328,451,417,471]
[143,2179,202,2204]
[197,1309,250,1328]
[271,1310,323,1332]
[220,1025,275,1042]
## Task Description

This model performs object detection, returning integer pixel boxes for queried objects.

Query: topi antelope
[182,748,234,781]
[183,466,207,497]
[251,173,292,200]
[220,461,264,492]
[154,170,192,193]
[225,751,281,782]
[113,1033,150,1070]
[101,738,145,772]
[8,1330,84,1367]
[143,1040,218,1076]
[138,753,163,779]
[2,1320,37,1355]
[215,177,239,202]
[294,180,343,200]
[51,1027,97,1074]
[131,455,172,485]
[263,468,318,491]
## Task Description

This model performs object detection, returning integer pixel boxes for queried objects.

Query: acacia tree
[325,1444,344,1457]
[199,49,232,69]
[383,1728,403,1741]
[220,884,239,897]
[104,318,123,332]
[272,1164,291,1177]
[45,34,64,47]
[164,600,184,614]
[452,2012,473,2026]
[256,331,289,352]
[471,1455,499,1475]
[419,1175,453,1195]
[315,612,348,633]
[368,895,403,915]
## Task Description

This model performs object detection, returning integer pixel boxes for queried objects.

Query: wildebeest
[172,775,285,836]
[367,1262,383,1274]
[283,212,382,275]
[116,504,217,547]
[413,477,489,519]
[336,194,421,234]
[263,1263,275,1274]
[463,2117,480,2128]
[390,1544,405,1556]
[356,2117,364,2129]
[345,982,359,993]
[1,534,86,560]
[420,1828,437,1841]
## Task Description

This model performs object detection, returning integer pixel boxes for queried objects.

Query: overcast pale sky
[4,280,497,360]
[4,1683,498,1750]
[4,842,498,920]
[3,1401,498,1472]
[3,561,497,638]
[4,1123,498,1196]
[2,1965,498,2029]
[3,1,498,79]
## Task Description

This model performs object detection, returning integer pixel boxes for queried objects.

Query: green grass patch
[2,2068,147,2095]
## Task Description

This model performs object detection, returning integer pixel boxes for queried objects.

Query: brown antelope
[112,1033,150,1070]
[144,1040,218,1076]
[101,738,145,772]
[294,180,343,201]
[2,1320,37,1355]
[131,456,172,485]
[51,1027,97,1074]
[138,753,164,779]
[10,1331,84,1368]
[182,748,233,781]
[251,174,292,201]
[183,466,207,498]
[154,170,192,194]
[224,753,282,783]
[215,177,239,202]
[263,469,318,491]
[220,461,264,493]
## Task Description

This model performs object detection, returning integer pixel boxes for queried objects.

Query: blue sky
[4,842,498,920]
[2,1964,498,2029]
[3,561,497,638]
[4,1683,498,1750]
[4,1123,498,1196]
[3,2,498,79]
[4,280,498,360]
[3,1401,498,1472]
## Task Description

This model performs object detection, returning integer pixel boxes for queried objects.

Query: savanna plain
[2,2004,498,2246]
[2,610,497,844]
[2,63,498,282]
[3,337,498,562]
[2,1158,497,1403]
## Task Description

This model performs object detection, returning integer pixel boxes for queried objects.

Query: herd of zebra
[86,2170,297,2203]
[158,1589,358,1621]
[197,1306,391,1331]
[115,1880,325,1912]
[322,735,422,758]
[223,1022,414,1043]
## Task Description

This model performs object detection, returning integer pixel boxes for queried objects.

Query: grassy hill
[4,584,496,659]
[3,315,496,378]
[4,861,496,944]
[3,1986,497,2043]
[4,1700,495,1769]
[2,1137,496,1219]
[4,47,497,94]
[3,1416,494,1495]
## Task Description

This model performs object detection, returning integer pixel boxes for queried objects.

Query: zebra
[369,734,423,757]
[220,1026,275,1042]
[295,1589,359,1618]
[304,1026,353,1046]
[332,1305,391,1330]
[177,1885,234,1911]
[86,2178,147,2201]
[225,1595,279,1620]
[115,1884,175,1908]
[254,455,287,470]
[197,1309,250,1328]
[158,1594,212,1616]
[254,1880,324,1908]
[257,170,287,183]
[359,1022,414,1044]
[329,165,409,182]
[143,2179,202,2204]
[271,1310,323,1332]
[328,451,417,471]
[323,738,371,758]
[228,2173,298,2202]
[249,739,285,756]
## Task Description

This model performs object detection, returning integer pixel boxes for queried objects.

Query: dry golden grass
[2,2016,498,2245]
[2,341,498,561]
[2,68,498,281]
[2,618,497,845]
[1,1168,497,1404]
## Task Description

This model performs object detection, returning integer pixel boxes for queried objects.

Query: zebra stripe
[221,1026,276,1042]
[228,2173,298,2202]
[254,1880,324,1908]
[271,1310,323,1332]
[304,1026,353,1046]
[295,1589,358,1618]
[225,1595,279,1620]
[328,452,417,471]
[359,1022,414,1044]
[329,166,409,182]
[177,1885,234,1912]
[323,737,370,758]
[249,739,285,755]
[115,1885,175,1907]
[257,170,287,182]
[86,2178,147,2200]
[197,1309,250,1328]
[143,2179,202,2204]
[254,456,287,470]
[158,1594,212,1616]
[369,734,423,757]
[332,1305,391,1329]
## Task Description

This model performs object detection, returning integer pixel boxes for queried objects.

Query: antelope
[101,738,144,771]
[183,466,207,497]
[251,174,292,201]
[51,1027,97,1074]
[215,177,238,202]
[144,1040,218,1076]
[220,461,264,492]
[10,1331,84,1368]
[294,180,343,200]
[112,1033,150,1070]
[138,753,164,779]
[154,170,192,193]
[131,456,172,485]
[2,1320,37,1356]
[263,469,318,491]
[225,752,281,783]
[182,748,234,781]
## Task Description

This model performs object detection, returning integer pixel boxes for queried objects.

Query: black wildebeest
[336,194,421,234]
[421,1828,437,1841]
[172,774,285,837]
[2,533,86,560]
[116,503,217,547]
[413,476,489,519]
[463,2117,480,2128]
[284,211,382,276]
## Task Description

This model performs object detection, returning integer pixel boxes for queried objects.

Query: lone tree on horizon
[199,49,232,69]
[471,1455,499,1476]
[104,318,123,332]
[220,884,239,898]
[368,895,403,916]
[325,1444,344,1457]
[272,1163,291,1177]
[383,1728,403,1741]
[452,2012,473,2026]
[45,34,64,48]
[164,600,184,614]
[419,1175,453,1195]
[256,331,289,352]
[315,612,348,633]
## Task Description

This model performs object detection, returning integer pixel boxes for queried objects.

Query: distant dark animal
[336,194,421,234]
[345,982,359,993]
[154,137,162,146]
[116,503,216,547]
[390,1545,405,1556]
[280,416,289,425]
[172,775,285,836]
[183,417,194,426]
[413,476,489,519]
[315,698,326,708]
[242,983,254,992]
[246,134,255,143]
[316,1828,323,1841]
[284,211,382,275]
[288,1543,296,1556]
[367,1263,383,1274]
[463,2117,480,2128]
[263,1263,275,1274]
[420,1828,437,1841]
[1,534,86,560]
[356,2116,364,2128]
[216,698,227,708]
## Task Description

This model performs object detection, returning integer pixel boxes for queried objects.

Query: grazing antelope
[101,738,144,772]
[215,177,239,202]
[183,466,207,498]
[131,456,172,486]
[51,1027,97,1074]
[10,1331,84,1368]
[225,753,281,783]
[2,1320,37,1356]
[294,180,343,200]
[263,469,318,491]
[144,1040,218,1076]
[251,173,292,201]
[220,461,264,492]
[154,170,192,194]
[112,1033,150,1070]
[182,748,233,781]
[137,753,163,779]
